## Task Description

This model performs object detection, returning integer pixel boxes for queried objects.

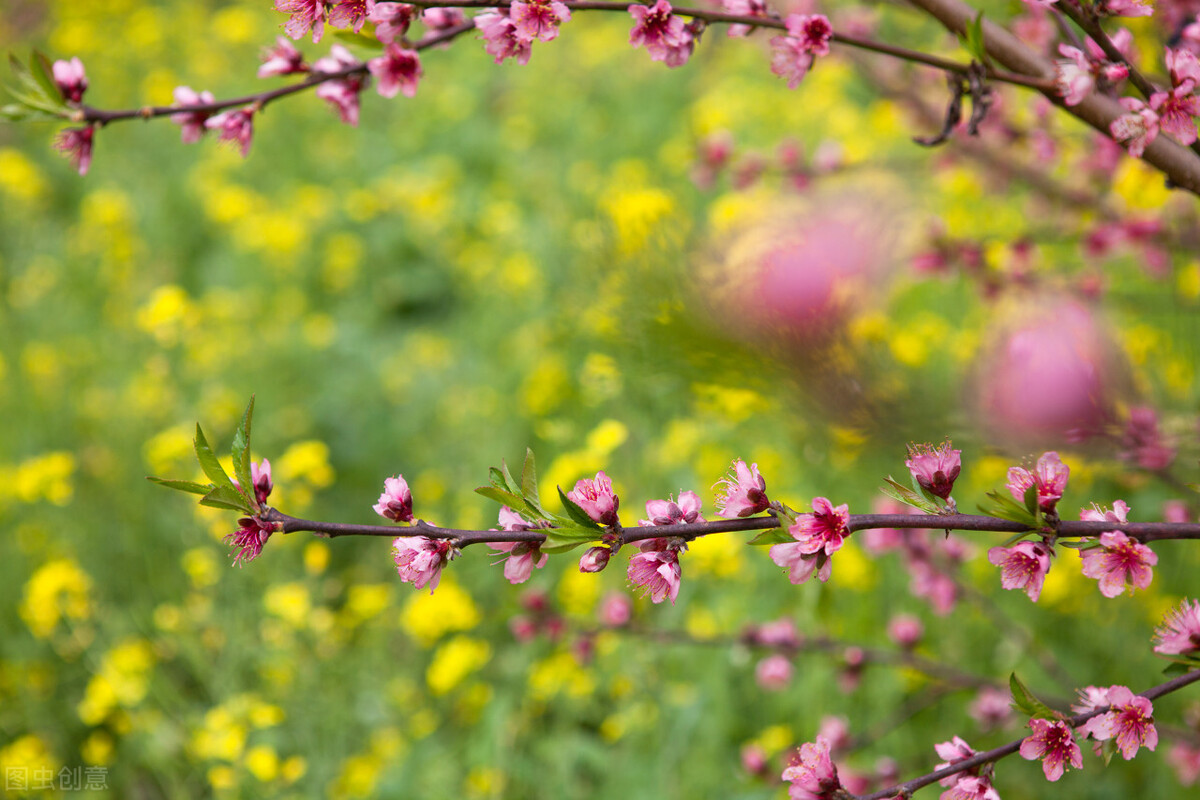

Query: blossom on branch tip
[368,43,422,99]
[770,497,849,585]
[52,57,87,103]
[392,536,452,592]
[987,541,1051,601]
[1079,503,1155,597]
[1019,718,1082,781]
[258,36,308,77]
[714,459,769,517]
[905,440,961,501]
[1110,97,1160,157]
[204,107,255,157]
[1006,451,1069,513]
[629,0,694,68]
[641,491,704,526]
[770,13,832,90]
[368,2,417,42]
[170,87,216,143]
[225,517,276,565]
[511,0,571,43]
[1153,598,1200,655]
[627,537,682,604]
[374,474,414,522]
[314,45,367,124]
[276,0,328,42]
[476,11,534,65]
[251,459,273,505]
[934,736,1000,799]
[53,126,94,176]
[567,471,620,526]
[781,736,842,799]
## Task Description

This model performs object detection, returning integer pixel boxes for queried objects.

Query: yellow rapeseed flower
[20,558,92,639]
[400,577,480,646]
[426,636,491,696]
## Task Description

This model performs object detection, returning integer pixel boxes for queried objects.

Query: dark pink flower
[52,57,87,103]
[392,536,452,592]
[475,10,534,65]
[368,43,422,98]
[722,0,768,37]
[567,471,620,526]
[942,776,1001,800]
[628,0,694,68]
[169,86,215,143]
[1079,508,1156,598]
[627,537,683,604]
[781,736,842,799]
[276,0,328,42]
[1110,96,1160,157]
[314,44,367,124]
[373,474,414,522]
[755,654,794,690]
[1102,0,1153,16]
[1007,451,1069,513]
[887,614,923,648]
[258,35,308,77]
[714,459,770,517]
[786,13,833,56]
[1153,598,1200,655]
[579,546,612,573]
[511,0,571,42]
[770,497,849,585]
[1150,85,1200,146]
[905,440,961,500]
[1019,718,1083,781]
[225,516,276,565]
[987,541,1052,601]
[1104,686,1157,759]
[204,107,255,157]
[53,126,94,176]
[641,491,704,526]
[770,13,832,90]
[369,2,416,42]
[328,0,370,31]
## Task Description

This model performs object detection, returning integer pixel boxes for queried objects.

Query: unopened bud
[579,546,611,573]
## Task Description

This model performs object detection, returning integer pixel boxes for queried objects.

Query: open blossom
[225,516,276,565]
[1007,451,1069,513]
[276,0,328,42]
[887,614,923,648]
[1150,87,1200,145]
[476,10,534,64]
[511,0,571,42]
[714,459,770,517]
[1055,45,1095,106]
[374,474,414,522]
[53,126,95,176]
[1167,742,1200,785]
[770,497,849,585]
[1079,503,1156,597]
[987,541,1052,601]
[489,541,548,584]
[368,2,416,42]
[368,43,422,98]
[1020,718,1083,781]
[770,14,833,90]
[328,0,370,31]
[392,536,452,592]
[934,736,999,799]
[969,686,1013,732]
[782,736,842,799]
[1153,598,1200,655]
[627,538,683,603]
[1098,687,1158,759]
[170,86,215,143]
[567,471,620,526]
[1102,0,1154,16]
[205,107,255,157]
[906,440,961,500]
[629,0,694,68]
[314,45,367,125]
[641,491,704,526]
[1110,96,1160,156]
[52,57,87,103]
[722,0,768,37]
[258,36,308,77]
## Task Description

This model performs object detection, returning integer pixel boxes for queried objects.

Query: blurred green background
[2,0,1200,797]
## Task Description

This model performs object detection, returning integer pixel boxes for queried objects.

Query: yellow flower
[20,558,92,639]
[427,636,491,695]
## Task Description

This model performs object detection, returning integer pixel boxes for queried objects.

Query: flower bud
[579,546,611,573]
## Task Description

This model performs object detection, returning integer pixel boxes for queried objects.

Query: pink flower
[1153,598,1200,655]
[641,491,704,526]
[275,0,328,42]
[753,617,801,648]
[423,7,465,30]
[258,36,308,77]
[722,0,768,37]
[781,736,842,799]
[1150,60,1200,146]
[52,57,87,103]
[987,541,1052,601]
[942,776,1001,800]
[817,715,851,753]
[368,43,422,99]
[742,743,768,775]
[714,459,770,517]
[887,614,923,648]
[1110,96,1160,157]
[1167,742,1200,786]
[204,107,255,157]
[579,546,612,573]
[1055,45,1094,106]
[770,14,832,90]
[628,0,694,68]
[599,592,632,626]
[489,540,548,584]
[511,0,571,42]
[1019,718,1083,781]
[392,536,452,592]
[225,516,276,565]
[373,474,414,522]
[314,45,367,125]
[369,2,416,42]
[627,537,683,604]
[755,654,794,690]
[1006,451,1069,513]
[905,440,961,500]
[251,459,273,506]
[969,686,1013,732]
[770,498,850,585]
[933,736,977,785]
[475,11,534,65]
[567,471,620,526]
[1079,516,1156,598]
[1103,686,1158,759]
[53,126,94,176]
[169,86,215,143]
[786,13,833,56]
[1120,406,1175,470]
[1102,0,1153,16]
[328,0,370,31]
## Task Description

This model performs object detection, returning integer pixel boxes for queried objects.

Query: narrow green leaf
[539,538,590,555]
[8,53,31,82]
[1162,661,1191,677]
[881,477,940,514]
[231,395,256,507]
[500,459,519,496]
[1009,673,1056,720]
[194,424,237,492]
[475,485,527,510]
[980,491,1038,527]
[147,477,214,496]
[1098,738,1117,766]
[1023,484,1039,517]
[748,529,793,546]
[543,526,601,544]
[521,447,541,512]
[30,52,62,104]
[489,467,512,493]
[199,485,253,512]
[557,486,603,530]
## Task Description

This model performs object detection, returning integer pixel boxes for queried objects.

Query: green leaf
[748,528,793,546]
[231,395,256,507]
[147,477,214,496]
[1023,484,1039,517]
[1009,673,1057,720]
[980,491,1039,527]
[475,485,527,510]
[880,477,940,514]
[521,448,542,513]
[489,467,512,493]
[540,540,590,555]
[30,52,62,104]
[1162,661,1191,677]
[557,486,603,530]
[0,103,62,121]
[543,526,601,544]
[194,424,237,493]
[199,485,254,512]
[1098,738,1118,766]
[500,459,519,497]
[960,11,989,66]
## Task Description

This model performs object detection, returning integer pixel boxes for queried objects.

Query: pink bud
[579,546,612,573]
